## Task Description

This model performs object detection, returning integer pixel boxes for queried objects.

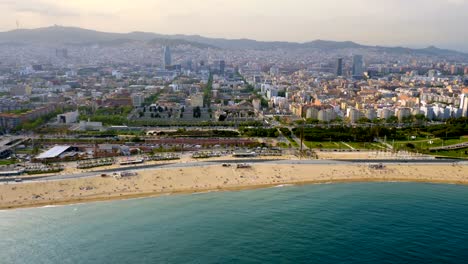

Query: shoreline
[3,178,468,211]
[1,163,467,211]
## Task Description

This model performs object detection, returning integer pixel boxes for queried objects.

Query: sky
[0,0,468,51]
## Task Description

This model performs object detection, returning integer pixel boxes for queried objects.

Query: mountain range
[0,25,466,58]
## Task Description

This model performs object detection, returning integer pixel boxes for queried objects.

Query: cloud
[0,0,79,17]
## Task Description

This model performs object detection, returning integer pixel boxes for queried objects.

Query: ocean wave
[192,190,218,195]
[273,184,295,188]
[41,205,62,208]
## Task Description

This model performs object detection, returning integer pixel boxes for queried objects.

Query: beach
[1,161,467,210]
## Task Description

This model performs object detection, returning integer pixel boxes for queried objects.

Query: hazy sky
[1,0,468,50]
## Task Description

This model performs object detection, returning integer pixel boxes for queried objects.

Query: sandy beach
[1,162,467,210]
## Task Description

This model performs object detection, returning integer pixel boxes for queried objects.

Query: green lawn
[343,142,388,150]
[14,149,35,155]
[277,142,290,149]
[305,141,388,150]
[305,141,343,149]
[430,149,468,159]
[393,136,468,150]
[286,137,299,148]
[0,159,18,165]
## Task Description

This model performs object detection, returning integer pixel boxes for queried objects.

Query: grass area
[304,141,389,150]
[0,159,18,165]
[286,138,299,148]
[388,135,468,159]
[393,136,468,150]
[430,149,468,159]
[3,109,31,114]
[14,149,35,155]
[305,141,343,149]
[276,142,290,149]
[343,142,388,150]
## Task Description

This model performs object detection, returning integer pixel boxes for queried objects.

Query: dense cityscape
[0,25,465,204]
[1,27,467,170]
[1,0,468,262]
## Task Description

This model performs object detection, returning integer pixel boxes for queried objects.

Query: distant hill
[0,25,466,58]
[0,26,215,49]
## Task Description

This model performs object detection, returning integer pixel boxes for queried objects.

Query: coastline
[1,163,467,210]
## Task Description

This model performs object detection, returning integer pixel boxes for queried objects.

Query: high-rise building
[352,55,363,77]
[219,60,225,75]
[461,94,468,117]
[163,46,172,69]
[336,58,343,76]
[450,65,457,75]
[397,108,412,122]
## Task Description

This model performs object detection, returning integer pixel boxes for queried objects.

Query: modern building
[352,55,364,78]
[57,111,79,124]
[460,94,468,117]
[378,108,394,120]
[365,108,377,121]
[348,108,362,123]
[306,107,319,120]
[163,46,172,69]
[336,58,343,76]
[219,60,226,75]
[131,93,145,107]
[75,121,104,131]
[266,88,278,99]
[318,108,335,122]
[420,106,435,120]
[36,145,78,161]
[397,108,412,122]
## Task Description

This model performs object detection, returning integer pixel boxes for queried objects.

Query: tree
[193,106,202,118]
[387,116,398,124]
[358,117,371,124]
[203,74,213,107]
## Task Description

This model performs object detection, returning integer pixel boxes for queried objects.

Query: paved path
[341,142,355,150]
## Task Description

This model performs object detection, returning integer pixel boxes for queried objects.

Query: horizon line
[0,24,466,53]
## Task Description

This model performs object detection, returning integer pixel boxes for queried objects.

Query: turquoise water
[1,183,468,263]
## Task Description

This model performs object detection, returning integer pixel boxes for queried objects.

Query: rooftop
[36,145,72,159]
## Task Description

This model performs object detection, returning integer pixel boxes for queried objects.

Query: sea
[1,182,468,264]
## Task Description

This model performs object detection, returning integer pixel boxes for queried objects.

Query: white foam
[41,205,61,208]
[274,184,294,188]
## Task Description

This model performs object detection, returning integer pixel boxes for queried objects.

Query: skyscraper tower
[336,58,343,76]
[352,55,364,77]
[163,46,172,69]
[219,60,225,75]
[461,94,468,118]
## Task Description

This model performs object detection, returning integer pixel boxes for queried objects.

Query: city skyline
[1,0,468,51]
